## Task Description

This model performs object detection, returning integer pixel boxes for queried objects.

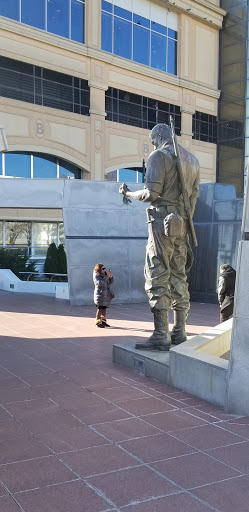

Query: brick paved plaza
[0,291,249,512]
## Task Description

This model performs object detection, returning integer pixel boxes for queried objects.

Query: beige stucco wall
[0,0,224,192]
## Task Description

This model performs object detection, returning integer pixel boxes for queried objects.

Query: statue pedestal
[225,240,249,415]
[113,342,171,384]
[113,319,231,407]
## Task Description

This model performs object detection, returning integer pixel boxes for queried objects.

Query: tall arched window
[0,152,83,179]
[105,167,144,183]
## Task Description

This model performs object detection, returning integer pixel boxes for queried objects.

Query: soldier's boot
[171,310,188,345]
[135,311,171,351]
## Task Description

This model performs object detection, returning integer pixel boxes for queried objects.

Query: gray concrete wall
[189,183,243,303]
[0,179,243,306]
[63,181,148,305]
[225,240,249,415]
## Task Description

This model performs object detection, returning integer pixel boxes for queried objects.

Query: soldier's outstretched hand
[119,183,130,196]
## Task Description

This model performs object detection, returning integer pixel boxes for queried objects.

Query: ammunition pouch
[164,213,185,237]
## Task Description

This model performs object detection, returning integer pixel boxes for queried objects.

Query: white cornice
[161,0,226,27]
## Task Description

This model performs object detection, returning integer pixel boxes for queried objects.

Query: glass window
[101,11,112,52]
[151,32,166,72]
[0,221,2,245]
[114,6,132,21]
[5,222,31,246]
[33,222,57,247]
[105,170,117,181]
[21,0,45,30]
[101,4,177,76]
[114,17,132,59]
[47,0,69,38]
[105,87,181,133]
[138,171,143,183]
[102,0,112,13]
[58,159,81,179]
[59,222,65,244]
[0,56,90,116]
[0,0,19,21]
[168,28,177,39]
[133,25,150,66]
[33,154,57,178]
[167,38,177,75]
[119,169,137,183]
[151,21,166,35]
[5,153,31,178]
[42,77,73,112]
[193,112,217,143]
[133,14,150,29]
[0,154,2,175]
[0,63,34,104]
[71,0,84,43]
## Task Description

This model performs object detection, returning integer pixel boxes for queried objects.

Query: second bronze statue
[119,121,200,350]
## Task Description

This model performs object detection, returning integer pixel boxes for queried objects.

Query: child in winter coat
[93,263,114,328]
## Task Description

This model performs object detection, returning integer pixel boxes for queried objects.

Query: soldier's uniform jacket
[141,142,199,219]
[135,141,200,312]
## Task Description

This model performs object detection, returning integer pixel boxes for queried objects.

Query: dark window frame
[105,87,181,135]
[192,111,217,144]
[0,56,90,116]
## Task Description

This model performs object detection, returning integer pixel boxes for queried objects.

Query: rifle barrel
[169,115,198,247]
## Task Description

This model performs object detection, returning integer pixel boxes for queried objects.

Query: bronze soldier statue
[119,122,200,350]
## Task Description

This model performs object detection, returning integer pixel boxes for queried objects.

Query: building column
[180,107,194,151]
[86,0,101,48]
[225,171,249,415]
[88,81,108,181]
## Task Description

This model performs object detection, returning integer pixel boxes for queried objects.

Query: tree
[44,242,58,274]
[0,248,37,279]
[57,244,67,274]
[44,243,67,280]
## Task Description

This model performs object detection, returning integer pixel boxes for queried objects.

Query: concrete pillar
[88,80,108,181]
[86,0,101,48]
[180,107,194,151]
[225,172,249,414]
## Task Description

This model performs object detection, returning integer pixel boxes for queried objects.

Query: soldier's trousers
[144,216,190,313]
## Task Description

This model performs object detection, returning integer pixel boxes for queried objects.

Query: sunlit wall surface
[101,0,177,75]
[0,0,85,43]
[217,0,248,198]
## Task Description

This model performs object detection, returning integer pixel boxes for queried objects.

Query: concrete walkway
[0,291,248,512]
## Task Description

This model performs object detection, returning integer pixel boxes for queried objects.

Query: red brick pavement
[0,291,248,512]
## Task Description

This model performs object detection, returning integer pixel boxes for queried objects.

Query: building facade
[0,0,225,259]
[217,0,247,198]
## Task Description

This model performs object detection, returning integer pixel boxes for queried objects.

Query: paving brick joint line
[0,291,249,512]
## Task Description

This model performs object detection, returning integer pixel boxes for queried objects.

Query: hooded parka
[93,271,114,307]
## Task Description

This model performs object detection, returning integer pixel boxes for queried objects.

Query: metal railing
[0,246,64,257]
[19,272,67,282]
